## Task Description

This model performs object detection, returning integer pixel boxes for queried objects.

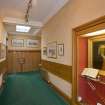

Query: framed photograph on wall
[24,39,40,47]
[47,41,57,59]
[0,43,6,60]
[43,47,47,56]
[12,39,24,47]
[58,44,64,56]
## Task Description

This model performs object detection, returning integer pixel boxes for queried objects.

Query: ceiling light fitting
[16,25,31,32]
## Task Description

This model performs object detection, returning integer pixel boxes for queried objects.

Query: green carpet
[0,71,69,105]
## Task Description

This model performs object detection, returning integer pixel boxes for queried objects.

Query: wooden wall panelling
[13,51,21,72]
[41,60,72,83]
[7,51,41,73]
[0,60,7,74]
[23,51,41,71]
[7,51,13,73]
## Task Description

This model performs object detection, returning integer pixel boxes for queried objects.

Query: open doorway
[73,16,105,105]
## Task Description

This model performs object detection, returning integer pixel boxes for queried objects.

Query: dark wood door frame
[72,15,105,105]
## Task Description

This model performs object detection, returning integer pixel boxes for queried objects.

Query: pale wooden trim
[74,15,105,32]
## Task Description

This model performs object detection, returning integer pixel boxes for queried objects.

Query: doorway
[72,16,105,105]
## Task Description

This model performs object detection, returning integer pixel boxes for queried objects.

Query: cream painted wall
[41,0,105,98]
[42,0,105,65]
[8,35,41,51]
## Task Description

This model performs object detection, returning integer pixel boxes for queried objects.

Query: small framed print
[47,41,57,59]
[43,47,47,56]
[12,39,24,47]
[0,43,6,59]
[24,39,39,47]
[58,44,64,56]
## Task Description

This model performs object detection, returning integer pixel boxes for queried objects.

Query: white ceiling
[0,0,69,35]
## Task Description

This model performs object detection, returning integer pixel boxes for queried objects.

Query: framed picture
[58,44,64,56]
[24,39,39,47]
[88,35,105,70]
[12,39,24,47]
[0,43,6,59]
[43,47,47,56]
[47,41,57,58]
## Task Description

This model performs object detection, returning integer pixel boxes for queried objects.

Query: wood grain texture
[7,51,41,73]
[41,60,72,83]
[0,60,7,74]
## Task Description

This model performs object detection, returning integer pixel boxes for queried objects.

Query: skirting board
[49,81,72,104]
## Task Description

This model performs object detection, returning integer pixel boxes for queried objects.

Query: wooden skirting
[41,60,72,83]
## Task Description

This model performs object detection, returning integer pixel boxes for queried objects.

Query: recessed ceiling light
[16,25,31,32]
[84,29,105,37]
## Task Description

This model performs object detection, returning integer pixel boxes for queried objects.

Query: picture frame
[43,47,47,56]
[24,39,39,48]
[12,39,24,47]
[0,43,6,59]
[47,41,57,59]
[58,44,64,56]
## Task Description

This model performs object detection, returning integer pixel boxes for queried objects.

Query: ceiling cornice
[3,17,43,27]
[43,0,69,25]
